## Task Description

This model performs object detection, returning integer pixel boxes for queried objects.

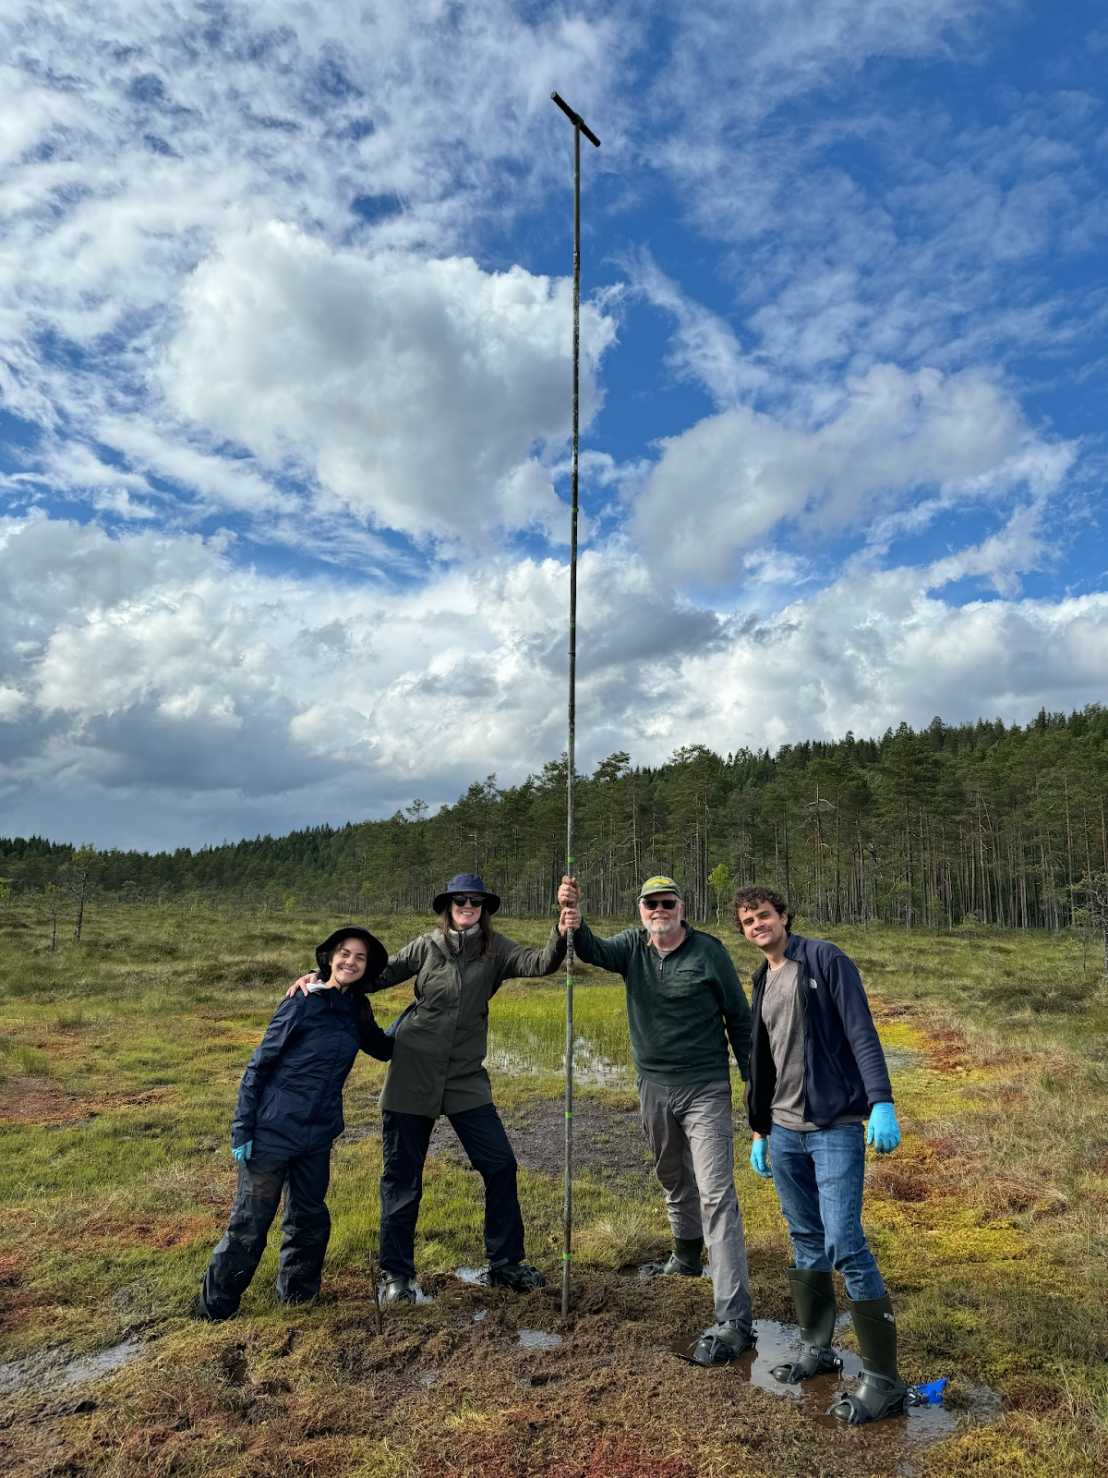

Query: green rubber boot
[771,1268,842,1383]
[639,1236,703,1278]
[828,1295,908,1424]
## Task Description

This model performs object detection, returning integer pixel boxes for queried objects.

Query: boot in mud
[639,1236,704,1278]
[688,1319,757,1366]
[486,1260,546,1292]
[382,1275,419,1305]
[828,1295,908,1424]
[771,1267,842,1383]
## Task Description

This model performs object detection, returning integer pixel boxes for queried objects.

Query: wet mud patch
[431,1095,654,1182]
[672,1317,1002,1470]
[0,1337,145,1397]
[0,1277,1011,1478]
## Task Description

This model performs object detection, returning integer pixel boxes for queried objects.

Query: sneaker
[485,1261,547,1292]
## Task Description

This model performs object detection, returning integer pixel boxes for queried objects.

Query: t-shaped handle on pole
[551,90,599,1321]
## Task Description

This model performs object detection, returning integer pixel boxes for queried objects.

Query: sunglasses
[641,896,679,910]
[451,895,485,908]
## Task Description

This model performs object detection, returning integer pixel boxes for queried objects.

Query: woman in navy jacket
[199,926,393,1319]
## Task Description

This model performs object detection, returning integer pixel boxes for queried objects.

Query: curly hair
[733,886,792,932]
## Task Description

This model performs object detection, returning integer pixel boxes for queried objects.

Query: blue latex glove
[866,1102,900,1153]
[910,1377,948,1406]
[750,1138,772,1178]
[232,1140,253,1163]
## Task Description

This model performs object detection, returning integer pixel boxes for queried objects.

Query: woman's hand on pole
[559,906,581,936]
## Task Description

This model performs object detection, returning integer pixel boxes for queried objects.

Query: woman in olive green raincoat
[294,873,564,1303]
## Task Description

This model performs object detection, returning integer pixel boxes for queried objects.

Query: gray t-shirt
[761,959,862,1131]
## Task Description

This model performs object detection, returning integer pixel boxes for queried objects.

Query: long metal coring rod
[550,90,599,1321]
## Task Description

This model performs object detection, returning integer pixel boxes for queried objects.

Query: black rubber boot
[688,1319,757,1366]
[771,1267,842,1383]
[639,1236,704,1278]
[486,1260,546,1292]
[828,1295,908,1424]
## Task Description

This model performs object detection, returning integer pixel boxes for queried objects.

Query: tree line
[2,705,1108,943]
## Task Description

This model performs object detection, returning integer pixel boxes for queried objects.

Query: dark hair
[733,886,792,932]
[438,903,494,956]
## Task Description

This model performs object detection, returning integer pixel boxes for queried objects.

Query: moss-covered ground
[1,903,1106,1475]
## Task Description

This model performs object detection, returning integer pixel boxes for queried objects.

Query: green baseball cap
[637,875,683,901]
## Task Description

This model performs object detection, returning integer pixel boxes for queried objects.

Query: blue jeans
[769,1122,885,1301]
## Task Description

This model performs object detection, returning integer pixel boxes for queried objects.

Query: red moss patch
[0,1081,176,1126]
[0,1078,84,1124]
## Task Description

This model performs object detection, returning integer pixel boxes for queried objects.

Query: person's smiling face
[737,901,789,957]
[450,893,484,929]
[329,937,368,987]
[638,891,683,943]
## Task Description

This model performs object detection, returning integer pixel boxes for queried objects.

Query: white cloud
[94,419,297,518]
[625,250,767,403]
[162,224,618,542]
[631,364,1074,585]
[3,513,1107,850]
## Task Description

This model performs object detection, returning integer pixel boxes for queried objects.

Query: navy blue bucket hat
[432,873,501,915]
[315,926,388,984]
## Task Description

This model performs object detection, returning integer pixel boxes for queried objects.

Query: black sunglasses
[451,895,485,907]
[641,896,679,910]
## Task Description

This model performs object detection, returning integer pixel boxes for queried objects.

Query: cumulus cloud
[0,517,719,844]
[162,224,617,541]
[1,2,1104,853]
[3,513,1107,849]
[682,567,1108,759]
[631,364,1074,585]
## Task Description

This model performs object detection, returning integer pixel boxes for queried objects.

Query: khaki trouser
[638,1076,753,1327]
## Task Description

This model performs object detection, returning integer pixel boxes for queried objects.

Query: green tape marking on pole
[562,1252,573,1261]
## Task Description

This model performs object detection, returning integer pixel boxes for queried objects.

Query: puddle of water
[883,1046,922,1073]
[486,1037,630,1085]
[472,1309,488,1323]
[517,1329,562,1351]
[670,1318,999,1470]
[455,1265,489,1286]
[0,1338,144,1396]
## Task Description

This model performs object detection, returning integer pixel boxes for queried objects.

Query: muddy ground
[0,1261,993,1478]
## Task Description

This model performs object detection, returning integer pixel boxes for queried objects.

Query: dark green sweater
[572,920,751,1086]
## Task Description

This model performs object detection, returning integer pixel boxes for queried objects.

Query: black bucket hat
[315,926,388,984]
[432,873,501,915]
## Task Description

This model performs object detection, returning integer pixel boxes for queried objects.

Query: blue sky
[1,1,1106,850]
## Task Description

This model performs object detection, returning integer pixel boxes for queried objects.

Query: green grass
[1,900,1107,1475]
